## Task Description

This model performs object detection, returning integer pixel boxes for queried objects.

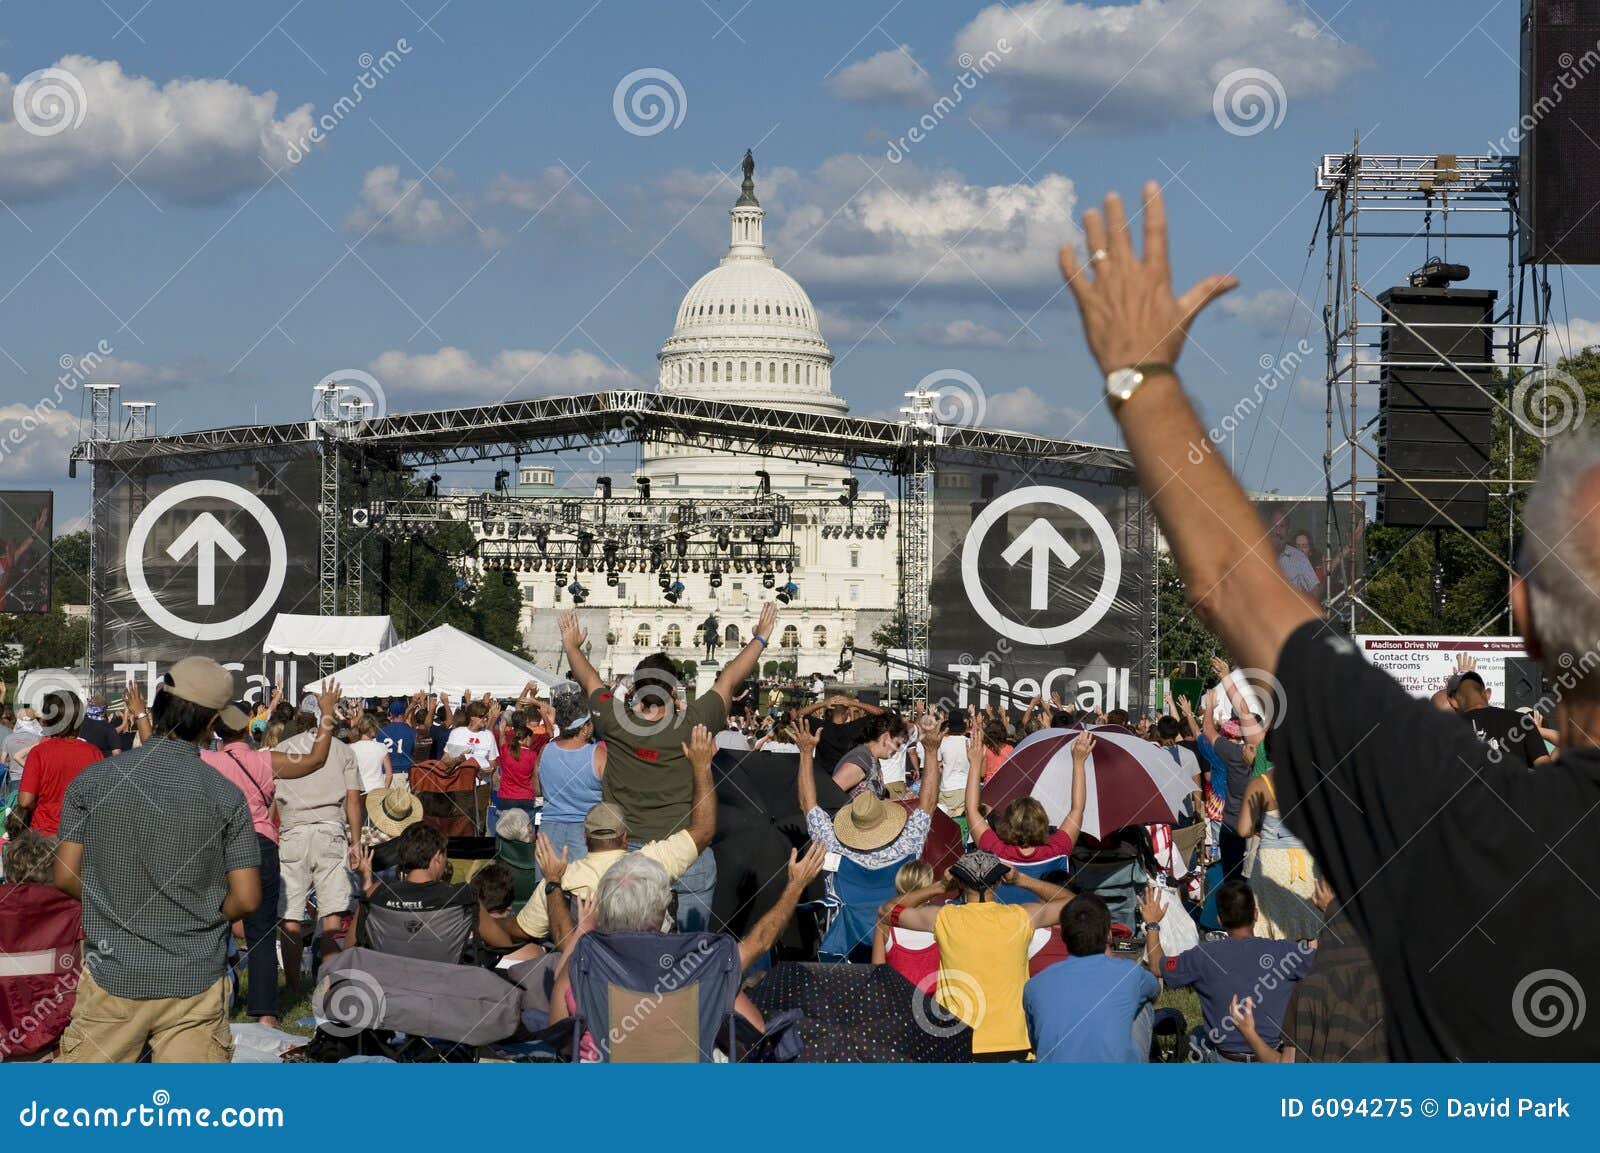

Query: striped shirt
[59,736,259,1000]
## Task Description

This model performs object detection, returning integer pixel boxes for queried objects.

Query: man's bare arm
[1060,183,1317,678]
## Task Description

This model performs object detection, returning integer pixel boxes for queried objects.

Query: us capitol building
[505,154,899,683]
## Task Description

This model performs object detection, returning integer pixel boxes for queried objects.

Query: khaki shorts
[885,781,907,799]
[60,969,232,1064]
[279,822,353,923]
[939,789,966,817]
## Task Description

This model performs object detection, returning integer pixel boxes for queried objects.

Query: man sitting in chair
[357,823,477,964]
[547,841,827,1053]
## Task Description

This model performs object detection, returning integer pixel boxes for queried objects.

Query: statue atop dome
[736,149,759,208]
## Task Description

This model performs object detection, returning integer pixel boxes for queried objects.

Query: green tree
[49,530,90,607]
[1157,551,1223,674]
[870,610,907,651]
[473,567,526,656]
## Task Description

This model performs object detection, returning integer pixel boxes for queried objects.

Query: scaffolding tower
[1318,142,1549,634]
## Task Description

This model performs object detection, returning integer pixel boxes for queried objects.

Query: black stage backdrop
[93,444,322,700]
[927,446,1154,716]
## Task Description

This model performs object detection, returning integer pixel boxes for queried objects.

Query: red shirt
[497,734,549,802]
[19,736,103,836]
[976,825,1075,865]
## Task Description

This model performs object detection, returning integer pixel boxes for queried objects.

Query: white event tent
[263,614,398,660]
[306,623,561,698]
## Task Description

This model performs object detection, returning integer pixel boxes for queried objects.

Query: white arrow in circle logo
[1000,519,1081,611]
[961,486,1122,646]
[166,512,246,606]
[125,480,288,642]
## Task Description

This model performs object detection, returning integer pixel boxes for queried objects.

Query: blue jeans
[243,834,280,1019]
[628,840,716,932]
[541,819,588,867]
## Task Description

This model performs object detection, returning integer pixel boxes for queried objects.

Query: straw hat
[832,791,907,852]
[366,778,425,839]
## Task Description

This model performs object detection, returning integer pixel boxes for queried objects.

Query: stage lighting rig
[776,581,800,605]
[709,570,723,589]
[665,580,685,604]
[755,469,771,495]
[568,580,589,604]
[595,477,612,500]
[636,476,651,500]
[606,571,620,587]
[839,477,858,505]
[494,469,510,492]
[762,572,775,589]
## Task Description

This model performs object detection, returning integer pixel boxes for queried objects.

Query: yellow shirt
[514,830,702,940]
[933,902,1035,1054]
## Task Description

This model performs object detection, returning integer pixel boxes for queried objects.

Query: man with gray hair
[1058,181,1599,1059]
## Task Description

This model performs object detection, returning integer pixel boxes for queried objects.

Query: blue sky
[0,0,1583,527]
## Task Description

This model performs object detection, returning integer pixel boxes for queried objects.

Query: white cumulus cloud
[1219,288,1317,337]
[0,402,80,479]
[345,165,474,244]
[917,318,1041,349]
[0,55,314,204]
[829,46,937,105]
[952,0,1365,129]
[369,346,637,399]
[980,385,1083,433]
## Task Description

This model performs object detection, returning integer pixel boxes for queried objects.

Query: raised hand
[916,708,946,747]
[558,611,586,650]
[681,723,716,772]
[756,600,778,642]
[793,718,821,756]
[1137,883,1166,925]
[124,679,147,717]
[316,680,342,720]
[787,842,827,890]
[536,833,569,884]
[1059,182,1237,377]
[1209,655,1231,681]
[1072,730,1096,764]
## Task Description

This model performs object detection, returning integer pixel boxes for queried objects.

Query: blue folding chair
[801,856,908,963]
[992,855,1070,904]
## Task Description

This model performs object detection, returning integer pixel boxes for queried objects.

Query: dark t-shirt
[1460,705,1541,770]
[592,687,727,841]
[1270,618,1600,1059]
[817,716,871,775]
[1212,737,1251,829]
[363,878,476,913]
[77,716,122,758]
[1164,936,1312,1054]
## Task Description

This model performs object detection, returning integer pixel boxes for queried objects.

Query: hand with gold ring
[1059,182,1238,376]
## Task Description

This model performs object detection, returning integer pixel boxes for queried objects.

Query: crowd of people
[3,181,1596,1062]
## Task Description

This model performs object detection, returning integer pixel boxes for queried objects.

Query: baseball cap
[583,802,628,840]
[166,657,235,711]
[217,701,251,732]
[389,699,407,718]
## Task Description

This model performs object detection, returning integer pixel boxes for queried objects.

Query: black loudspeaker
[1520,0,1600,264]
[1376,287,1498,529]
[858,689,882,707]
[1504,656,1545,713]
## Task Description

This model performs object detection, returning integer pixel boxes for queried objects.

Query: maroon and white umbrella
[983,726,1194,841]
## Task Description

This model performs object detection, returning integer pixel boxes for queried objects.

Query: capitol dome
[642,152,850,493]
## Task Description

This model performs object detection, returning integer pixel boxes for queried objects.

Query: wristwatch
[1105,363,1175,410]
[544,881,563,896]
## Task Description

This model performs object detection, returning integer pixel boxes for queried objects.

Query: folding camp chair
[1069,829,1154,930]
[408,758,478,836]
[993,855,1070,904]
[362,897,474,965]
[799,856,908,963]
[564,930,743,1062]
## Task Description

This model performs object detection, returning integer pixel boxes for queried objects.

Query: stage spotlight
[675,532,689,558]
[709,570,723,589]
[665,580,685,605]
[577,531,593,557]
[839,477,858,505]
[595,476,612,500]
[776,581,800,605]
[649,544,665,570]
[691,560,701,573]
[717,528,730,551]
[636,476,651,500]
[501,569,515,588]
[755,469,771,495]
[494,469,510,492]
[602,539,619,565]
[762,572,775,589]
[534,527,549,552]
[659,571,673,591]
[568,580,589,604]
[606,571,619,588]
[425,473,441,497]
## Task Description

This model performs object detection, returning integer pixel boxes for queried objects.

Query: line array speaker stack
[1376,287,1498,529]
[1520,0,1600,264]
